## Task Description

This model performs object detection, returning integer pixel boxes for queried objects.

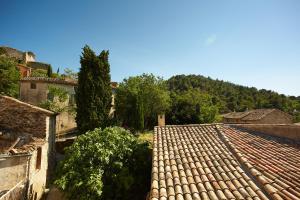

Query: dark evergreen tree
[76,45,112,133]
[47,65,53,77]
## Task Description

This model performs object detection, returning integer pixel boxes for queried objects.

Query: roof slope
[151,124,300,200]
[222,109,288,121]
[221,126,300,199]
[151,125,269,200]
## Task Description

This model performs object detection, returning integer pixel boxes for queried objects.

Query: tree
[30,69,48,77]
[47,65,53,77]
[55,127,151,200]
[76,45,112,133]
[167,89,220,124]
[115,74,170,130]
[0,56,20,97]
[62,67,78,80]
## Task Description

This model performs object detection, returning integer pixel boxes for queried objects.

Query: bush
[55,127,152,200]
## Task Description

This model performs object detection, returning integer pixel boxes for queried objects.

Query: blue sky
[1,0,300,96]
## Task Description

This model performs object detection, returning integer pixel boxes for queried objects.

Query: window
[30,83,36,89]
[36,147,42,170]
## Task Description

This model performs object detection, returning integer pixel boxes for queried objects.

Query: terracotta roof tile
[150,124,273,200]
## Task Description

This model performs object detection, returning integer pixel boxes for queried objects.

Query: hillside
[167,74,300,122]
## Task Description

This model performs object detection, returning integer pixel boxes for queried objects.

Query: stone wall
[233,124,300,141]
[0,96,53,137]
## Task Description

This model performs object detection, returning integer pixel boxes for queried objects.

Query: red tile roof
[151,124,300,200]
[221,126,300,199]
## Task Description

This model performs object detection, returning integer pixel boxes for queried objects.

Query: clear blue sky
[1,0,299,96]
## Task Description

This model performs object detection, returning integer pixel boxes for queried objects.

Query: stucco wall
[0,155,29,191]
[27,143,49,200]
[20,82,48,105]
[233,124,300,141]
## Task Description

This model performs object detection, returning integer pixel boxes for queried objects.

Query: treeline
[167,74,300,122]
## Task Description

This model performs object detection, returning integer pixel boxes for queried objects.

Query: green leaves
[55,127,151,200]
[115,73,171,130]
[0,56,20,97]
[76,45,112,133]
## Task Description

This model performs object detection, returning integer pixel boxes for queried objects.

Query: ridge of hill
[167,74,300,121]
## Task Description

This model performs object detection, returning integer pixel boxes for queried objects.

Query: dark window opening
[36,147,42,170]
[30,83,36,89]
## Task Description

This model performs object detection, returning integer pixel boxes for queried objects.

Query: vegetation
[30,69,48,77]
[55,127,151,200]
[167,74,300,122]
[62,67,78,80]
[167,88,220,124]
[0,56,20,97]
[115,74,170,131]
[39,85,72,113]
[76,45,112,133]
[47,65,53,77]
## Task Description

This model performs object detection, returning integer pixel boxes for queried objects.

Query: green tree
[167,89,220,124]
[47,65,53,77]
[62,67,78,79]
[0,56,20,97]
[115,74,170,130]
[55,127,151,200]
[30,69,48,77]
[76,45,112,133]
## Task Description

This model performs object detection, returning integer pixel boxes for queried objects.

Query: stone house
[0,95,56,200]
[222,108,293,124]
[20,77,77,135]
[17,64,32,78]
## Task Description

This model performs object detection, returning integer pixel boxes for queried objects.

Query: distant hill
[167,74,300,121]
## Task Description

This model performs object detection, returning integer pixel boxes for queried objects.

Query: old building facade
[0,95,56,200]
[222,108,293,124]
[20,77,77,135]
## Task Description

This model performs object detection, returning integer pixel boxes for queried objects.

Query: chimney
[158,114,165,126]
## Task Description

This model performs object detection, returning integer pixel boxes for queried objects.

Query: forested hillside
[167,75,300,122]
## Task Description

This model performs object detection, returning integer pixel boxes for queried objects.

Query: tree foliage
[168,89,220,124]
[76,45,112,133]
[0,56,20,97]
[39,85,71,113]
[55,127,151,200]
[115,74,170,130]
[167,74,300,122]
[30,69,48,77]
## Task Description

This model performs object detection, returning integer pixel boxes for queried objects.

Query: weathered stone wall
[233,124,300,141]
[0,96,52,137]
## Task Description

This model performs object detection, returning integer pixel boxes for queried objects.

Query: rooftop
[0,129,45,155]
[21,77,78,86]
[151,124,300,200]
[222,109,291,121]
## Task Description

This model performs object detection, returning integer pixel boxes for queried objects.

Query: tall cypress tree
[76,45,112,133]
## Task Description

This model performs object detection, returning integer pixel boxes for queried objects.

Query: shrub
[55,127,152,200]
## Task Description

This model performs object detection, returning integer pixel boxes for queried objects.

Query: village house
[20,77,77,136]
[0,95,56,200]
[20,77,119,136]
[222,108,293,124]
[150,123,300,200]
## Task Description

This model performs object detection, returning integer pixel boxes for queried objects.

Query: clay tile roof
[20,77,78,86]
[151,124,300,200]
[0,95,55,116]
[151,124,271,200]
[222,109,288,121]
[221,125,300,199]
[241,109,275,121]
